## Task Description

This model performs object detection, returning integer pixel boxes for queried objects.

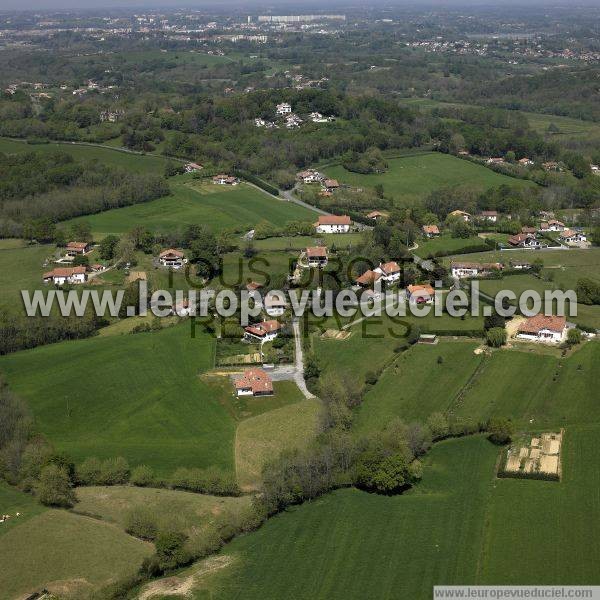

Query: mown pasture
[0,323,236,476]
[66,180,317,239]
[323,153,536,204]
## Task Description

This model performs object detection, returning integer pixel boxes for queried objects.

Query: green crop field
[323,152,535,204]
[455,342,599,428]
[0,137,169,174]
[191,435,500,600]
[479,424,600,584]
[66,180,317,239]
[354,340,482,432]
[0,507,152,599]
[0,323,236,476]
[0,243,54,312]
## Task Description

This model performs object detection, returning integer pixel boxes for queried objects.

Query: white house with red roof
[374,261,401,284]
[314,215,351,234]
[43,266,87,285]
[244,320,281,343]
[66,241,92,256]
[517,315,567,344]
[304,246,328,268]
[450,261,503,279]
[422,224,440,238]
[159,249,186,269]
[296,169,324,184]
[234,368,274,397]
[560,230,587,245]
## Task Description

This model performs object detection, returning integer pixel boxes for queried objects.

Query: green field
[0,137,169,174]
[323,153,535,204]
[354,340,482,432]
[66,179,317,238]
[416,233,488,257]
[455,342,599,428]
[189,425,600,598]
[191,435,500,599]
[0,507,152,598]
[253,232,364,251]
[0,323,236,476]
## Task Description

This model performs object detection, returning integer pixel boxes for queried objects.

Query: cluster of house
[43,241,99,285]
[254,103,335,129]
[296,169,340,195]
[212,174,239,185]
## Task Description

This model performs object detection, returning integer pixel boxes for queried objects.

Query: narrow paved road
[281,187,331,216]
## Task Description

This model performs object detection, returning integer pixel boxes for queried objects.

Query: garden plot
[500,431,563,480]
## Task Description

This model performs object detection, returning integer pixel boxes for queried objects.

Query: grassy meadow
[354,340,483,432]
[0,136,169,174]
[323,152,535,204]
[0,508,152,599]
[0,323,236,476]
[416,233,489,258]
[66,179,317,239]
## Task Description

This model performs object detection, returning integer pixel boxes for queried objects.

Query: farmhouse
[244,320,281,343]
[66,241,91,256]
[560,230,587,245]
[479,210,498,222]
[508,233,542,248]
[422,224,440,237]
[521,226,537,235]
[448,209,472,222]
[264,292,287,317]
[486,157,505,165]
[285,114,303,128]
[43,266,87,285]
[213,174,239,185]
[159,249,186,269]
[375,261,401,283]
[297,169,324,184]
[314,215,351,234]
[234,368,274,397]
[304,246,328,268]
[547,219,566,232]
[276,102,292,115]
[407,284,435,304]
[322,179,340,192]
[184,162,203,172]
[517,315,566,344]
[450,261,503,279]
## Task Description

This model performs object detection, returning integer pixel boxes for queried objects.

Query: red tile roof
[407,284,435,297]
[234,368,273,395]
[315,215,351,226]
[379,261,400,275]
[422,224,440,235]
[323,179,339,188]
[518,315,566,335]
[244,320,281,337]
[67,241,88,250]
[306,246,328,258]
[43,266,86,279]
[160,249,184,258]
[356,269,382,286]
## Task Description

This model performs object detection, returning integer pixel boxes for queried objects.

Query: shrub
[36,464,76,508]
[486,327,507,348]
[124,506,159,541]
[76,456,103,485]
[130,464,155,487]
[487,417,514,445]
[567,328,582,346]
[155,525,189,571]
[427,412,449,440]
[99,456,130,485]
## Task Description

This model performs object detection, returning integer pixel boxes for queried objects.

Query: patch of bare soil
[138,555,234,599]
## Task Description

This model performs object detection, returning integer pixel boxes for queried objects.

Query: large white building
[314,215,351,234]
[517,315,567,344]
[43,266,87,286]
